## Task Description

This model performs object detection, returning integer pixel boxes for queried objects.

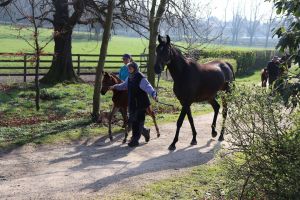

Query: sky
[201,0,274,22]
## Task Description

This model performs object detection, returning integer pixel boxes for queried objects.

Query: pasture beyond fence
[0,53,148,82]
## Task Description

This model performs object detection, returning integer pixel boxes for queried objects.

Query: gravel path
[0,113,223,200]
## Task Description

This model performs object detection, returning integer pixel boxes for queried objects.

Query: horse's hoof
[218,136,224,141]
[109,136,113,141]
[190,140,197,145]
[157,133,160,138]
[212,130,218,138]
[168,145,176,151]
[122,139,126,144]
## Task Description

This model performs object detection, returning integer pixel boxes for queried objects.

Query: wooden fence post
[77,55,80,75]
[24,54,27,82]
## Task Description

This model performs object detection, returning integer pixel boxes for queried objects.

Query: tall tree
[147,0,168,85]
[264,5,276,48]
[270,0,300,66]
[1,0,53,110]
[230,3,243,45]
[92,0,115,120]
[40,0,86,83]
[246,0,262,46]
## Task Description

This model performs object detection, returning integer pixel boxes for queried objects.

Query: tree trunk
[147,31,157,86]
[41,30,79,83]
[147,0,168,86]
[41,0,83,84]
[92,0,115,120]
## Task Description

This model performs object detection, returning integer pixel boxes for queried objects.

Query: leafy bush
[200,49,275,75]
[222,85,300,199]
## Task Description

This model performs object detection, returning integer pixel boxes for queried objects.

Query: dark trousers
[269,75,278,87]
[129,108,147,142]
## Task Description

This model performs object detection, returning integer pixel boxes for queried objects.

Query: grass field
[0,24,270,54]
[0,78,213,149]
[110,160,226,200]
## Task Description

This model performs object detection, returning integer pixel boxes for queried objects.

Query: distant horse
[101,72,160,143]
[261,68,268,87]
[154,35,235,150]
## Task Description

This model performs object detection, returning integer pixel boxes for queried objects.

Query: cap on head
[122,54,131,60]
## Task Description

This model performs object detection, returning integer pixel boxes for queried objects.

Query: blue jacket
[119,65,129,81]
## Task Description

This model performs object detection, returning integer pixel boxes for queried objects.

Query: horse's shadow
[49,131,220,193]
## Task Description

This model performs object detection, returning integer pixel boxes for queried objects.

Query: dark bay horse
[154,35,235,150]
[261,68,268,87]
[101,72,160,143]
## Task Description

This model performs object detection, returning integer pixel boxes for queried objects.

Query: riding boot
[141,126,150,142]
[128,120,141,147]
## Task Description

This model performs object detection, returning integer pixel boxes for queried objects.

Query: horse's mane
[172,45,199,66]
[110,73,123,83]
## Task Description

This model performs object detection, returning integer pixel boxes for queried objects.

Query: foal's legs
[219,96,227,141]
[108,106,119,141]
[169,105,187,151]
[186,106,197,145]
[146,107,160,138]
[120,107,129,143]
[209,98,220,138]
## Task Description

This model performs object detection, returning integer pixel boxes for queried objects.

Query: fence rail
[0,53,149,82]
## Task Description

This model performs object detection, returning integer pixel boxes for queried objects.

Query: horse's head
[101,72,116,95]
[154,35,172,74]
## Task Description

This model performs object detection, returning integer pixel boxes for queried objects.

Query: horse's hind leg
[147,107,160,138]
[209,98,220,138]
[169,106,187,151]
[108,106,118,141]
[219,96,227,141]
[120,107,128,143]
[186,106,197,145]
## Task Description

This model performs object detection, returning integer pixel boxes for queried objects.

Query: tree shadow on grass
[0,118,93,155]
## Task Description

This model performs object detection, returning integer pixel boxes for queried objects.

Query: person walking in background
[119,54,132,81]
[267,56,280,87]
[109,62,157,147]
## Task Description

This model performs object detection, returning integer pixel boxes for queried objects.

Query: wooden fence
[0,53,148,82]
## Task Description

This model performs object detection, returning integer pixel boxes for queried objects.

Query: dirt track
[0,113,223,200]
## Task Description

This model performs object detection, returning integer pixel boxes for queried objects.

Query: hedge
[198,49,276,76]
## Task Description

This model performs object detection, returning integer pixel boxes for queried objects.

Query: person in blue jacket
[110,62,157,147]
[119,54,132,81]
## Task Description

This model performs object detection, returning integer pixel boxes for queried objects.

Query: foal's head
[101,72,117,95]
[154,35,172,74]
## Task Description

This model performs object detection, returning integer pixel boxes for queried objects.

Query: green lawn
[109,160,226,200]
[0,24,270,55]
[0,25,148,54]
[0,78,213,149]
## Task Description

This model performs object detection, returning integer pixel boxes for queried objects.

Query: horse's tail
[225,62,235,81]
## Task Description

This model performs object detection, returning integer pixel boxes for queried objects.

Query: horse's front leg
[146,107,160,138]
[209,98,220,138]
[120,107,128,143]
[186,106,197,145]
[169,106,187,151]
[108,105,119,141]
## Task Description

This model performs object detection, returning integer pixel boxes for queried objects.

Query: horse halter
[157,44,174,73]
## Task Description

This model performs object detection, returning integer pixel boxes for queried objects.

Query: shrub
[200,49,275,76]
[222,85,300,199]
